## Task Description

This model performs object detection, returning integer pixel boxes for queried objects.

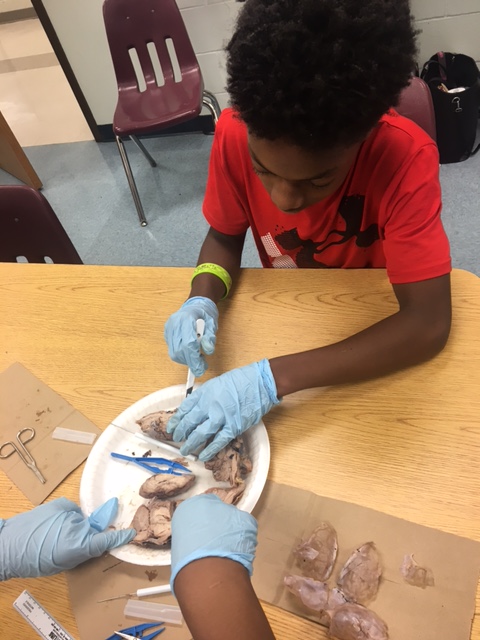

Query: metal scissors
[111,452,191,475]
[0,427,46,484]
[106,622,165,640]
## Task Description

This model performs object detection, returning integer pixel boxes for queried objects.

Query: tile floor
[0,17,93,147]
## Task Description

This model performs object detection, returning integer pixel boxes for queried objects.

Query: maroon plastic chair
[0,185,82,264]
[396,76,437,142]
[103,0,221,226]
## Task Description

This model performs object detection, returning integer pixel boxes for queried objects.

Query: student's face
[247,135,362,213]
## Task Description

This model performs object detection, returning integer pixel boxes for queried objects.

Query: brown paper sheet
[252,481,480,640]
[66,555,192,640]
[0,363,101,505]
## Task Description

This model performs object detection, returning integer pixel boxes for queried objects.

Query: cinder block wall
[177,0,240,111]
[410,0,480,67]
[184,0,480,112]
[40,0,480,127]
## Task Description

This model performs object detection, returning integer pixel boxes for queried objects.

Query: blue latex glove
[170,494,258,594]
[0,497,135,580]
[164,296,219,377]
[167,358,280,461]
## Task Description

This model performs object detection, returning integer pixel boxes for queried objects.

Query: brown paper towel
[252,481,480,640]
[0,362,101,505]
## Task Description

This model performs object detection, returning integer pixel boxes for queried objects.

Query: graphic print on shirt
[261,195,380,268]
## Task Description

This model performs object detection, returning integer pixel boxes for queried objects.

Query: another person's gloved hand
[167,358,280,461]
[0,497,135,580]
[164,297,219,377]
[170,494,258,594]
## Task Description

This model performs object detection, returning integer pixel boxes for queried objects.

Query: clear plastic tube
[124,599,183,625]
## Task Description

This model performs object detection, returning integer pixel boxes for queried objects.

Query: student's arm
[175,558,275,640]
[166,274,451,461]
[163,227,245,376]
[189,227,246,302]
[170,495,275,640]
[270,273,451,396]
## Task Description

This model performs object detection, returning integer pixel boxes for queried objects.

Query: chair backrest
[103,0,200,93]
[396,76,437,141]
[0,186,82,264]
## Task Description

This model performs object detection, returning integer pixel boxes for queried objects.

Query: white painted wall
[41,0,240,126]
[411,0,480,66]
[0,0,31,12]
[40,0,480,127]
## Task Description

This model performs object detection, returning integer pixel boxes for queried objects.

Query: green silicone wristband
[191,263,232,299]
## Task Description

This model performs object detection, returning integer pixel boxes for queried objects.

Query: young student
[1,495,274,640]
[164,0,452,461]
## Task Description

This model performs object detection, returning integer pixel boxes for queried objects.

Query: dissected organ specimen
[284,575,349,627]
[329,603,389,640]
[400,554,435,588]
[204,484,245,505]
[284,574,330,611]
[327,587,349,610]
[337,542,382,605]
[137,410,176,441]
[139,472,195,499]
[204,436,253,485]
[130,498,175,547]
[294,522,338,581]
[172,457,189,467]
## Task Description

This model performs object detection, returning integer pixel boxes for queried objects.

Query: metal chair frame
[103,0,221,226]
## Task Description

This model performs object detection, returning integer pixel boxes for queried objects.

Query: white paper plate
[79,384,270,566]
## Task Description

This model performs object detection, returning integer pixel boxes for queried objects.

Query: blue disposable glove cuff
[170,549,256,595]
[182,296,218,315]
[170,495,258,596]
[257,358,281,405]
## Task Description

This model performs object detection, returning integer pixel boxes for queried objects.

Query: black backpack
[421,52,480,164]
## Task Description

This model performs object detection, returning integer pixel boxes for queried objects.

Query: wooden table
[1,264,479,639]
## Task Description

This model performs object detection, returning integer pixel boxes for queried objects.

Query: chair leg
[115,135,148,226]
[202,90,222,127]
[130,135,157,167]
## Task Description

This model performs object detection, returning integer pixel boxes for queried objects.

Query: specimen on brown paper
[329,603,389,640]
[400,554,435,588]
[337,542,382,605]
[294,521,339,581]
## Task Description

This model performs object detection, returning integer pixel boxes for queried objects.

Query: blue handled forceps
[0,427,46,484]
[111,452,191,476]
[107,622,165,640]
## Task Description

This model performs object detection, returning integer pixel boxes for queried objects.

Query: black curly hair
[226,0,418,150]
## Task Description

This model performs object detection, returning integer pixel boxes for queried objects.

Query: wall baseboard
[0,7,37,23]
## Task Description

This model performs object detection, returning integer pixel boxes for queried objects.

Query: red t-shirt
[203,108,451,284]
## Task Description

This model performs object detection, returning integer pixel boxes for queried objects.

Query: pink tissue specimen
[284,575,349,627]
[329,603,389,640]
[400,554,435,588]
[337,542,382,605]
[294,522,338,581]
[284,574,330,611]
[320,587,350,627]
